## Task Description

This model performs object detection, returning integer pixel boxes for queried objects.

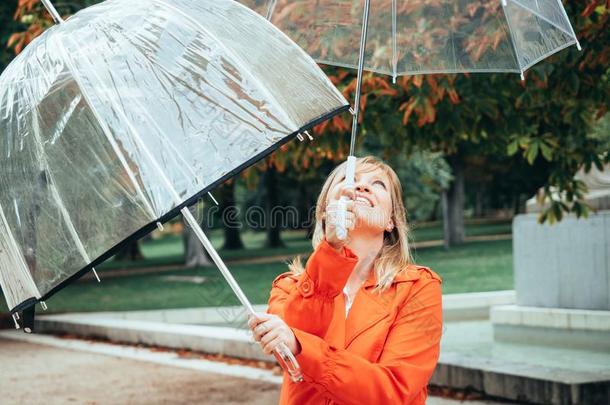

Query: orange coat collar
[346,265,435,348]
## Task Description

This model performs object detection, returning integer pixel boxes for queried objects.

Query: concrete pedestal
[512,211,609,311]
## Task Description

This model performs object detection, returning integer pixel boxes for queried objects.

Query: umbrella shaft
[180,207,256,315]
[349,0,371,156]
[41,0,64,24]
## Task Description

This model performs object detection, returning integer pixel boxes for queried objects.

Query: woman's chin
[351,223,386,238]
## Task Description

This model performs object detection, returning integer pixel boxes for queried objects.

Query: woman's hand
[248,313,300,356]
[324,184,356,250]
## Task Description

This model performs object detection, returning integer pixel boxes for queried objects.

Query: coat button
[300,278,314,297]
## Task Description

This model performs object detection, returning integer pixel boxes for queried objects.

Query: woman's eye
[374,180,387,189]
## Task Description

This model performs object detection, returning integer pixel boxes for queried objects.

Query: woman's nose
[355,182,371,193]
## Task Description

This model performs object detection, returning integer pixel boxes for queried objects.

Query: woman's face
[326,163,394,235]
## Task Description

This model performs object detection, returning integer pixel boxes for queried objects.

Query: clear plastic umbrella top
[0,0,348,311]
[244,0,580,77]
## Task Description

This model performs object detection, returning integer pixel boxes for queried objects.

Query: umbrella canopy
[241,0,581,240]
[245,0,580,79]
[0,0,348,313]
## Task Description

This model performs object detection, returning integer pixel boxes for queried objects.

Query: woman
[248,156,443,404]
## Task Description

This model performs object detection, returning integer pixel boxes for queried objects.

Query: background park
[0,1,609,404]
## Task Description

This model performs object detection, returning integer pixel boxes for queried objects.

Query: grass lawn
[0,239,513,314]
[412,240,513,294]
[102,219,512,271]
[410,219,511,242]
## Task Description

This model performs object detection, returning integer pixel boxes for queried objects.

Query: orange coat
[268,240,443,405]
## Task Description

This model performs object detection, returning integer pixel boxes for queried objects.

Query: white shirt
[343,286,354,317]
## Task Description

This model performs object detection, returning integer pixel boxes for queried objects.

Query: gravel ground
[0,338,280,404]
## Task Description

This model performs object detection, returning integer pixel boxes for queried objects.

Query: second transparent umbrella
[243,0,582,237]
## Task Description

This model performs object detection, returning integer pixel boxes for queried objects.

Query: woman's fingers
[346,211,356,230]
[253,320,274,341]
[337,185,355,200]
[262,335,285,356]
[326,200,354,223]
[248,313,272,335]
[260,327,281,346]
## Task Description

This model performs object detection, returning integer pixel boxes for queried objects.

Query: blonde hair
[289,156,413,292]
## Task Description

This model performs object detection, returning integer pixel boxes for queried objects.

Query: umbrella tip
[520,72,525,81]
[156,221,164,232]
[12,314,20,329]
[208,192,219,206]
[40,301,48,311]
[576,41,582,51]
[92,267,101,283]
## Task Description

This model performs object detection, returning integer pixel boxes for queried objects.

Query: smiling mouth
[355,196,373,207]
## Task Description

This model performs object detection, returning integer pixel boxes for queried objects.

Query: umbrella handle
[336,156,357,240]
[274,342,304,383]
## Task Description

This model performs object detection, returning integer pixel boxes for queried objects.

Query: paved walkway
[0,333,512,404]
[0,337,280,405]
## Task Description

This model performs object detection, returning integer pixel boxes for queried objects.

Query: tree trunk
[182,206,212,267]
[442,155,465,247]
[474,185,484,218]
[265,166,284,248]
[428,198,440,222]
[219,181,244,250]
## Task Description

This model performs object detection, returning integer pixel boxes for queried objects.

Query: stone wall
[513,211,609,310]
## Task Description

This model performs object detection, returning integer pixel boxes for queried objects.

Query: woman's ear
[386,220,394,232]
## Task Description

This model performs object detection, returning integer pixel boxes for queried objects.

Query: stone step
[491,304,610,352]
[35,314,272,362]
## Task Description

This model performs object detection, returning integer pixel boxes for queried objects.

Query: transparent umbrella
[242,0,581,238]
[0,0,349,382]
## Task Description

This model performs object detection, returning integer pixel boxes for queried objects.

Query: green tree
[1,0,19,71]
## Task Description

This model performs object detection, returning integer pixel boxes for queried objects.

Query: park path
[0,337,280,405]
[0,334,511,405]
[81,234,512,281]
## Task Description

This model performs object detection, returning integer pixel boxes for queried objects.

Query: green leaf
[540,143,554,161]
[507,140,519,156]
[525,141,539,164]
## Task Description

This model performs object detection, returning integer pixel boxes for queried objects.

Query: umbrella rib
[151,0,298,132]
[52,35,158,221]
[552,0,581,49]
[501,3,525,76]
[509,0,578,40]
